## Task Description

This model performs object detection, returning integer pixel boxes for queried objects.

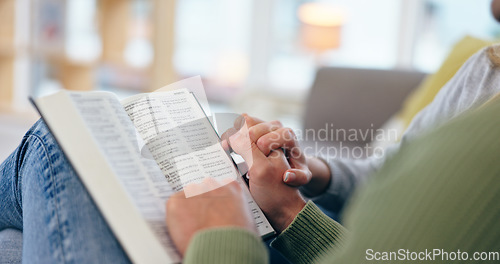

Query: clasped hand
[166,114,311,255]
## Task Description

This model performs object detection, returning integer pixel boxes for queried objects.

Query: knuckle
[283,127,296,141]
[256,136,269,149]
[271,120,283,129]
[248,126,257,141]
[268,141,281,151]
[250,142,261,152]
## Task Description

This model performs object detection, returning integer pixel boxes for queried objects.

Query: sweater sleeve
[182,201,347,264]
[307,156,386,213]
[183,227,268,264]
[271,201,348,264]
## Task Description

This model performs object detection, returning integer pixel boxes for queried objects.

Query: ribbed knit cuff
[271,201,347,264]
[183,227,268,264]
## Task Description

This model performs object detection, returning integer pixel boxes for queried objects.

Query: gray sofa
[300,67,426,158]
[0,229,23,263]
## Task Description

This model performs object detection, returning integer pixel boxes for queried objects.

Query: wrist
[273,195,306,232]
[302,157,331,197]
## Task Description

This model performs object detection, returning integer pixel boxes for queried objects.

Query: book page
[121,89,235,193]
[121,89,275,237]
[66,92,181,261]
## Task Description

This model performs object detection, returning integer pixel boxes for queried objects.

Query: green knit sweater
[184,100,500,263]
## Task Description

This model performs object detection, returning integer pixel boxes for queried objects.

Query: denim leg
[0,119,131,264]
[0,148,23,231]
[0,228,23,263]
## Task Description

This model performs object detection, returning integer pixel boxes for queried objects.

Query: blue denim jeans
[0,120,131,263]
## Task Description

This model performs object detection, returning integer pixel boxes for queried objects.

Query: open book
[30,81,275,263]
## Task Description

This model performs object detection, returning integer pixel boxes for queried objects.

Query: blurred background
[0,0,499,160]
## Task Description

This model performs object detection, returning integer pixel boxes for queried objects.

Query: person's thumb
[282,169,312,187]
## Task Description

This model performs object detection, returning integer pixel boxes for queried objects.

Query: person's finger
[282,148,310,186]
[256,127,298,155]
[220,114,258,145]
[233,114,246,130]
[241,114,265,127]
[287,144,307,165]
[228,122,268,169]
[248,148,290,184]
[220,127,238,152]
[221,139,230,153]
[248,120,283,143]
[283,168,312,186]
[221,114,265,152]
[220,127,238,141]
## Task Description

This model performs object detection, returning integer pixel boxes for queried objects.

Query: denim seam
[14,121,42,212]
[28,134,69,264]
[14,135,32,214]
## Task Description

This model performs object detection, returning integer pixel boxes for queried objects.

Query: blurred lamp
[298,3,345,52]
[212,51,249,88]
